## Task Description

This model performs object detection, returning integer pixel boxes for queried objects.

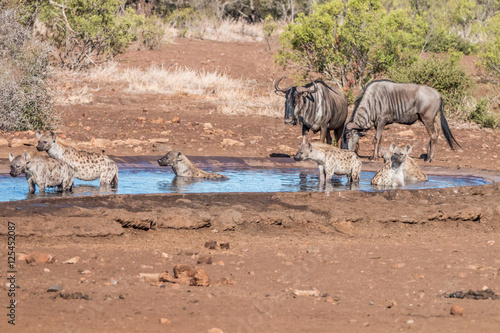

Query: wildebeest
[275,77,348,145]
[341,80,460,162]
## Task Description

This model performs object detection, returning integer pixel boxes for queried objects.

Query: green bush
[134,14,166,50]
[276,0,426,90]
[469,97,499,128]
[38,0,140,70]
[0,9,58,131]
[479,13,500,83]
[388,53,474,119]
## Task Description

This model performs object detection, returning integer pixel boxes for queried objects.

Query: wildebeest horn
[274,76,291,93]
[296,79,318,94]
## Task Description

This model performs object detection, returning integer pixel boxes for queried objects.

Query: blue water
[0,167,490,202]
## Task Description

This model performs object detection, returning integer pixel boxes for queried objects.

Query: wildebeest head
[36,130,57,152]
[275,77,318,126]
[341,123,364,152]
[157,150,183,167]
[293,142,313,161]
[388,143,411,170]
[9,152,30,177]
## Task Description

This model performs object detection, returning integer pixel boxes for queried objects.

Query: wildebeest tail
[439,98,461,150]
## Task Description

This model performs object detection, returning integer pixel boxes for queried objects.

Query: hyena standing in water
[36,131,118,186]
[9,152,74,193]
[294,142,362,184]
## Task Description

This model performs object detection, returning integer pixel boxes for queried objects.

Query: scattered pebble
[197,255,213,265]
[47,285,63,292]
[450,304,464,316]
[63,256,80,264]
[159,318,172,324]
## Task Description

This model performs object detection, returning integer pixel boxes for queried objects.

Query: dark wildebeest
[275,77,348,145]
[341,80,460,162]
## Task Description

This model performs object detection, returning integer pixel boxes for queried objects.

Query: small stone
[220,242,230,250]
[161,252,172,259]
[170,116,180,123]
[414,273,425,279]
[80,270,92,275]
[197,255,213,265]
[216,260,225,266]
[176,198,192,204]
[307,246,320,254]
[63,256,80,264]
[217,277,237,285]
[451,304,464,316]
[208,328,223,333]
[348,319,358,324]
[26,252,55,264]
[293,288,321,297]
[190,269,210,287]
[325,296,336,304]
[407,319,414,324]
[159,318,172,324]
[47,285,63,292]
[43,268,50,273]
[173,264,196,278]
[391,263,406,269]
[205,241,217,250]
[387,301,397,308]
[137,117,146,122]
[159,272,176,283]
[221,138,244,147]
[139,273,160,282]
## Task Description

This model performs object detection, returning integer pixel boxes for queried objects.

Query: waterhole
[0,166,491,202]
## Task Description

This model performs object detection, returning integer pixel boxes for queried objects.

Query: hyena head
[293,142,313,161]
[36,131,57,152]
[157,150,184,167]
[389,143,411,170]
[9,152,30,177]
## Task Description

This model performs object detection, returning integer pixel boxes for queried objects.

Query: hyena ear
[381,146,387,156]
[50,131,57,142]
[23,152,31,161]
[35,130,42,140]
[405,144,412,155]
[306,142,313,151]
[176,152,183,161]
[9,153,14,162]
[389,143,397,153]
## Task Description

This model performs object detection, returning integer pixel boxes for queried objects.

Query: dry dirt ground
[1,38,500,333]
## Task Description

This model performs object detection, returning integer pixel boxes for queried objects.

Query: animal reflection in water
[157,177,204,191]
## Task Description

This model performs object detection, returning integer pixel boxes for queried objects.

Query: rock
[47,285,63,292]
[307,246,320,254]
[325,296,335,304]
[216,260,225,266]
[161,252,172,259]
[139,273,160,282]
[276,145,296,155]
[203,123,213,130]
[159,271,177,283]
[43,268,50,273]
[197,255,213,265]
[450,304,464,316]
[17,253,29,262]
[293,288,321,297]
[387,301,397,308]
[208,328,224,333]
[80,270,92,275]
[170,116,180,123]
[221,138,244,147]
[205,241,217,250]
[63,256,80,264]
[93,138,113,148]
[26,252,55,264]
[153,143,172,152]
[159,318,172,324]
[173,264,196,278]
[176,198,192,204]
[190,269,210,287]
[391,263,406,269]
[0,138,8,146]
[214,209,242,231]
[220,242,230,250]
[124,138,144,146]
[217,277,237,285]
[137,117,146,122]
[151,117,165,124]
[133,146,143,153]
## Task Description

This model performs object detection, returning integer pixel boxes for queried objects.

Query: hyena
[371,143,412,187]
[293,142,362,183]
[36,131,118,186]
[9,152,74,193]
[158,150,228,180]
[381,143,427,182]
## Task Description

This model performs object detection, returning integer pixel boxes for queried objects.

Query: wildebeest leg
[420,112,441,162]
[325,129,333,145]
[371,122,386,160]
[302,125,308,145]
[334,127,343,148]
[320,126,328,143]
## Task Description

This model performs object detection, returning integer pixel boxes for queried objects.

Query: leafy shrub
[38,0,140,70]
[388,53,474,119]
[0,9,58,131]
[134,14,166,50]
[276,0,426,90]
[469,97,499,128]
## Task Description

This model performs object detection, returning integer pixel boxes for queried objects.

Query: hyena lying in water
[9,152,74,193]
[158,150,228,180]
[371,143,426,187]
[294,142,362,184]
[36,131,118,186]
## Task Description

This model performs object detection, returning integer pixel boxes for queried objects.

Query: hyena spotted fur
[294,142,362,183]
[381,143,428,182]
[157,150,228,180]
[9,152,74,193]
[36,131,118,186]
[371,143,415,187]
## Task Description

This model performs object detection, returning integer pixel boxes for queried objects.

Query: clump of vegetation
[468,97,499,128]
[388,53,474,119]
[0,9,58,131]
[133,14,166,50]
[479,12,500,84]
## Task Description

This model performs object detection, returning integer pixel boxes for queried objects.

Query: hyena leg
[27,178,36,193]
[63,176,74,191]
[421,111,441,162]
[318,164,326,183]
[100,166,118,186]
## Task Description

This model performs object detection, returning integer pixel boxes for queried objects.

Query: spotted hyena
[157,150,228,180]
[371,143,413,187]
[381,143,427,182]
[36,131,118,186]
[294,142,362,183]
[9,152,74,193]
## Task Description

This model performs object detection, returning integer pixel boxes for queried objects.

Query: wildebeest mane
[349,79,396,122]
